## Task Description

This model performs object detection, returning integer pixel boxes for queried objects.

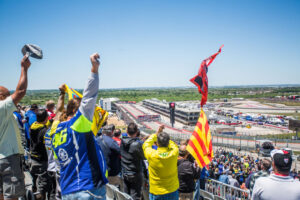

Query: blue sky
[0,0,299,90]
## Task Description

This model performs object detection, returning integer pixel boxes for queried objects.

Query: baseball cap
[270,149,292,171]
[22,44,43,59]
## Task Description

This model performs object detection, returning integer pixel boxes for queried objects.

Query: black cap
[271,149,292,171]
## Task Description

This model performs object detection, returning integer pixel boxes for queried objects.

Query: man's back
[0,96,24,159]
[121,137,144,174]
[228,175,239,187]
[51,65,108,196]
[96,135,121,176]
[29,122,48,162]
[177,158,200,193]
[143,134,179,195]
[219,174,229,184]
[24,109,36,142]
[52,112,108,195]
[252,174,300,200]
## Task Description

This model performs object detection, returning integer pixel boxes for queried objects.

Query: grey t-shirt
[252,173,300,200]
[0,96,24,159]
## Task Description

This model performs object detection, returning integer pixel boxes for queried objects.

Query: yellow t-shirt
[143,134,179,195]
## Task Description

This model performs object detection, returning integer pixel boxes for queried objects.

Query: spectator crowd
[1,54,300,200]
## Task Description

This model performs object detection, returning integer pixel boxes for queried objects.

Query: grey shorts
[0,154,26,199]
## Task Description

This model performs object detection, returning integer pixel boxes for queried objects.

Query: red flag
[190,45,223,106]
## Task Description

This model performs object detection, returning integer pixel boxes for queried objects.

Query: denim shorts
[62,185,106,200]
[0,154,26,199]
[150,190,179,200]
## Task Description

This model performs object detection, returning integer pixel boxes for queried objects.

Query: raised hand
[21,55,31,70]
[157,125,165,135]
[90,53,100,73]
[59,84,66,93]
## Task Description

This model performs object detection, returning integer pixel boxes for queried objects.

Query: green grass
[257,132,299,140]
[19,86,300,106]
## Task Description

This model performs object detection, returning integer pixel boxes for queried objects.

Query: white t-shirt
[0,96,24,159]
[252,173,300,200]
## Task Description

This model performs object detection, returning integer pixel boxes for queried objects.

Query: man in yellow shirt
[143,125,179,200]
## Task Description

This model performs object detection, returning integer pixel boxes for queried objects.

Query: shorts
[0,154,26,199]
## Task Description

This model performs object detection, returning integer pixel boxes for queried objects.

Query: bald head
[0,86,10,100]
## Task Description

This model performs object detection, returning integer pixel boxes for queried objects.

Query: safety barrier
[205,179,250,200]
[106,184,133,200]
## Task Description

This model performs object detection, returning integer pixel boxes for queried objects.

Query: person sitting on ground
[143,125,179,199]
[252,149,300,200]
[177,144,200,200]
[50,53,108,199]
[113,128,122,146]
[46,100,56,121]
[29,109,50,199]
[248,158,271,194]
[121,123,145,199]
[0,55,31,200]
[96,124,122,190]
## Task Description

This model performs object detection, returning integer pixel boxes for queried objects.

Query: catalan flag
[64,85,108,136]
[187,108,214,168]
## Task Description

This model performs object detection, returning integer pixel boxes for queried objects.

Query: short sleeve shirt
[0,96,24,159]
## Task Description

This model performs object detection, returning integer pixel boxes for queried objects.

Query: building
[99,98,119,113]
[142,99,201,125]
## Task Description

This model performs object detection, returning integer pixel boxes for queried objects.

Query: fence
[205,179,250,200]
[106,184,133,200]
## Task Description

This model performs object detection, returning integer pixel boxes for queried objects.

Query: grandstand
[142,99,200,125]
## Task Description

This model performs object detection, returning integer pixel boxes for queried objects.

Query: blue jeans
[149,190,179,200]
[194,179,200,200]
[62,185,106,200]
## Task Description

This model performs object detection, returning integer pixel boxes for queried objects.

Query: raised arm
[142,134,157,160]
[78,53,100,121]
[11,56,31,105]
[56,84,66,113]
[53,84,66,121]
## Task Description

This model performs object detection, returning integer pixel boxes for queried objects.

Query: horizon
[17,83,300,92]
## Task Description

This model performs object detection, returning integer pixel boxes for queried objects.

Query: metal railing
[205,179,250,200]
[106,184,133,200]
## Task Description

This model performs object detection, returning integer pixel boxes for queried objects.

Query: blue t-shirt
[24,110,37,139]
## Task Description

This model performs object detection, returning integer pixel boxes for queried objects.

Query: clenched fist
[90,53,100,73]
[21,55,31,70]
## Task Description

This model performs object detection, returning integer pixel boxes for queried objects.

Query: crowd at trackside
[1,54,300,200]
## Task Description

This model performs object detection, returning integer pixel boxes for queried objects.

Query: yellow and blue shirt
[51,111,108,195]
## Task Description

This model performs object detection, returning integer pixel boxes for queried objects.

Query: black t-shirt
[29,124,48,162]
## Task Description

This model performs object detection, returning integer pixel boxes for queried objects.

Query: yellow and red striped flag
[65,84,83,100]
[187,108,214,168]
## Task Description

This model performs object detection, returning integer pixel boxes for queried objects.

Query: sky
[0,0,299,90]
